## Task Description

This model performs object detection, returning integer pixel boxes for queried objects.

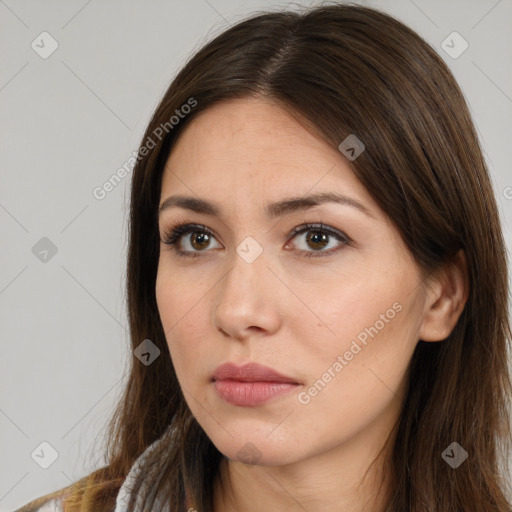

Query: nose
[212,245,281,341]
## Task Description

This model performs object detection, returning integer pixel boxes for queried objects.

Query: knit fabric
[14,424,195,512]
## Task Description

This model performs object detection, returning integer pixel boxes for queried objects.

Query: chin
[210,436,303,467]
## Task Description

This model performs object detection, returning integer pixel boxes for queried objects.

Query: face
[156,97,429,467]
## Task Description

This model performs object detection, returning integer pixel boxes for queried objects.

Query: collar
[114,426,173,512]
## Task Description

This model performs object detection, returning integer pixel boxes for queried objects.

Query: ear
[418,249,469,342]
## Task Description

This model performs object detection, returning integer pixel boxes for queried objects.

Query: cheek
[306,275,410,347]
[299,270,422,395]
[155,259,207,333]
[291,299,418,449]
[155,266,215,386]
[156,268,195,363]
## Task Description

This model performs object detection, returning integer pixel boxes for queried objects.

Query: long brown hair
[18,2,512,511]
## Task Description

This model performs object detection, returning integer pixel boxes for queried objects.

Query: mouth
[211,362,301,407]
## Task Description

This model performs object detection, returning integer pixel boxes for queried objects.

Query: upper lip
[212,362,300,384]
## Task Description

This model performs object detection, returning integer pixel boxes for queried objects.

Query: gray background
[1,0,511,509]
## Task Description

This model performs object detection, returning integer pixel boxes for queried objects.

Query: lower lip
[213,380,299,406]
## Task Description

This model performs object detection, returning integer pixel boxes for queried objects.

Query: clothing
[14,425,189,512]
[112,426,174,511]
[13,498,64,512]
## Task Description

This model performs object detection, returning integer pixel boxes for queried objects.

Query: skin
[155,97,468,512]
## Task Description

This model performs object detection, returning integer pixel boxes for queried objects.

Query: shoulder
[13,490,70,512]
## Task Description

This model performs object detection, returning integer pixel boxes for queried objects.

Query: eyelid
[161,223,219,250]
[289,222,351,244]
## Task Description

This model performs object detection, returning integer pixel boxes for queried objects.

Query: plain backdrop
[1,0,511,509]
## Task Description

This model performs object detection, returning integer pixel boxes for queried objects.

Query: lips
[211,362,300,384]
[211,362,301,407]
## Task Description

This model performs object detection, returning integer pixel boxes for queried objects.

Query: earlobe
[418,249,469,342]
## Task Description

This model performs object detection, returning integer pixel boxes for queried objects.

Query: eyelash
[161,222,352,259]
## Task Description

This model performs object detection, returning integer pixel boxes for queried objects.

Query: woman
[15,2,512,511]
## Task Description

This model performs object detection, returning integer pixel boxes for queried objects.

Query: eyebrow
[159,192,374,220]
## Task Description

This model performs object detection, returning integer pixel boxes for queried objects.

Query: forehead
[161,97,370,203]
[167,98,329,171]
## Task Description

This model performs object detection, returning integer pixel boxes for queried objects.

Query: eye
[160,221,351,259]
[161,223,220,258]
[286,222,351,258]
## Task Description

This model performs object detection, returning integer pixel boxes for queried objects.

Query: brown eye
[287,223,351,258]
[189,232,212,251]
[305,230,330,250]
[161,223,221,258]
[161,221,351,259]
